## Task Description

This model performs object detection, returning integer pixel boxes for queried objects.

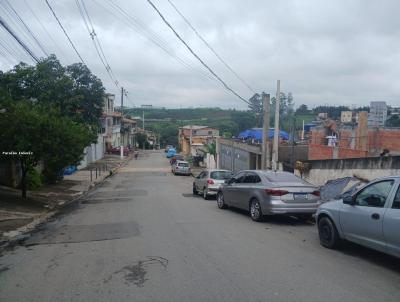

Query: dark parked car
[217,170,321,222]
[108,146,129,156]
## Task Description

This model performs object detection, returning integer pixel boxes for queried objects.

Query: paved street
[0,151,399,302]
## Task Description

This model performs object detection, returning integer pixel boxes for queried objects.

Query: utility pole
[272,80,280,171]
[120,87,124,158]
[189,125,193,156]
[290,115,296,170]
[142,111,145,152]
[261,93,270,170]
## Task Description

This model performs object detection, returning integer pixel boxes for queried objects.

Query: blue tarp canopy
[238,128,289,141]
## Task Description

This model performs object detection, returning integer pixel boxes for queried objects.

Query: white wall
[78,134,105,169]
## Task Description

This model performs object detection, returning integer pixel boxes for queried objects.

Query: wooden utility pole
[261,93,270,170]
[120,87,124,158]
[272,80,280,171]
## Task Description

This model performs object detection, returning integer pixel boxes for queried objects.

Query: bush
[27,168,43,190]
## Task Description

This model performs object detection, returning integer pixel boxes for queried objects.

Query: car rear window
[178,163,189,167]
[210,171,232,180]
[263,172,307,184]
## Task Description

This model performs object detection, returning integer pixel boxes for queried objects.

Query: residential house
[179,125,219,156]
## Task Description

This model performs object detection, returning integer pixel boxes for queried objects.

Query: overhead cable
[0,16,39,62]
[167,0,255,94]
[3,0,48,57]
[45,0,86,65]
[146,0,250,105]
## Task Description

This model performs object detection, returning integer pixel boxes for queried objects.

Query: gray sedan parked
[217,170,321,222]
[316,176,400,258]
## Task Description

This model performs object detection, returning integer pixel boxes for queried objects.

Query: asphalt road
[1,151,399,302]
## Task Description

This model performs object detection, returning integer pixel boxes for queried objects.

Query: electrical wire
[167,0,255,94]
[45,0,86,65]
[3,0,48,57]
[75,0,119,87]
[24,0,69,62]
[94,0,218,86]
[0,16,39,62]
[146,0,250,105]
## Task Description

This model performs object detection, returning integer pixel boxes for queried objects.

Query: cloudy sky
[1,0,399,109]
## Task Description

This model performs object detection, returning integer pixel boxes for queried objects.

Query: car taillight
[207,179,214,185]
[265,189,289,196]
[311,190,320,197]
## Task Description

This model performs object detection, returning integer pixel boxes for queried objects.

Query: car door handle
[371,213,380,220]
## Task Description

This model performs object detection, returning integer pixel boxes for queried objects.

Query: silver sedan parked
[193,169,233,199]
[316,176,400,258]
[217,170,321,221]
[171,160,191,176]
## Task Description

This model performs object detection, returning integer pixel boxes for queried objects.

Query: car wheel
[217,192,227,209]
[250,199,263,222]
[203,188,209,200]
[318,216,341,249]
[193,184,198,195]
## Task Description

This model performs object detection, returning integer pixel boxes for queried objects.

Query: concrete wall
[297,156,400,186]
[78,134,105,169]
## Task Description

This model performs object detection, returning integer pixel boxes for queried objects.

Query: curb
[0,156,132,252]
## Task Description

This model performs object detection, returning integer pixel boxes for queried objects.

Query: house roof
[181,125,217,130]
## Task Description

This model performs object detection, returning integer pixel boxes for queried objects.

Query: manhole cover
[25,221,140,245]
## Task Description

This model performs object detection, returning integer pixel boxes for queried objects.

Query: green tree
[0,99,93,196]
[296,104,309,114]
[386,115,400,127]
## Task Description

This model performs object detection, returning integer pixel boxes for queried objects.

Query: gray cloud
[1,0,399,109]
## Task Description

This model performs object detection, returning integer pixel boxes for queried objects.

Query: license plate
[294,193,308,200]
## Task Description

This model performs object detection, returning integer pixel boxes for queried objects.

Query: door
[195,171,207,190]
[383,183,400,257]
[236,172,262,210]
[340,180,395,253]
[223,172,246,207]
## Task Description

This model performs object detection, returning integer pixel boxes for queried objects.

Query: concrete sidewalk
[0,154,133,244]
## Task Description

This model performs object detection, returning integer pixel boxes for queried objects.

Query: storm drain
[25,221,140,245]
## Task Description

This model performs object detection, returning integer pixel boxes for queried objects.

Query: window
[243,173,262,183]
[178,162,189,167]
[354,180,394,208]
[210,171,232,180]
[230,172,246,183]
[392,185,400,209]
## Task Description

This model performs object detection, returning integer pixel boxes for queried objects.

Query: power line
[75,0,119,86]
[0,15,39,62]
[3,0,48,57]
[167,0,255,94]
[94,0,218,86]
[45,0,86,65]
[24,0,69,62]
[146,0,250,105]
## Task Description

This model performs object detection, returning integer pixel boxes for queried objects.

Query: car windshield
[178,162,189,167]
[210,171,232,180]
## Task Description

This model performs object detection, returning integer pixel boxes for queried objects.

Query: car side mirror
[226,178,234,184]
[343,195,356,205]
